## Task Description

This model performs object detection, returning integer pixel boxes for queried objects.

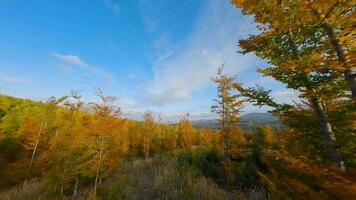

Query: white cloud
[0,72,28,83]
[52,52,114,83]
[52,52,89,68]
[144,0,259,105]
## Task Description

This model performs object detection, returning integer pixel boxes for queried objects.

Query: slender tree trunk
[28,110,47,175]
[72,178,79,199]
[221,103,228,157]
[60,185,64,196]
[94,137,104,192]
[322,23,356,97]
[173,138,176,149]
[54,183,57,193]
[145,138,150,159]
[311,97,346,171]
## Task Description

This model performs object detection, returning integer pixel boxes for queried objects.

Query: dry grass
[98,157,265,200]
[0,158,266,200]
[0,179,46,200]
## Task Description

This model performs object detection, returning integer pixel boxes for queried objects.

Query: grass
[0,157,266,200]
[0,178,46,200]
[97,156,265,199]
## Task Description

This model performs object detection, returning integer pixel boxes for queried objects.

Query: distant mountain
[240,112,277,124]
[191,119,219,128]
[191,112,284,131]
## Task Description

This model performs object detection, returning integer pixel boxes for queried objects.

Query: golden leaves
[264,150,356,199]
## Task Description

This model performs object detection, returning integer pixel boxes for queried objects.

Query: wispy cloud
[103,0,120,13]
[52,53,88,67]
[143,0,259,105]
[0,72,28,83]
[122,109,216,123]
[57,65,77,74]
[272,89,300,105]
[52,52,114,83]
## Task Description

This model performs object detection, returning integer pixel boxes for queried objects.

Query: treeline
[0,93,220,190]
[0,84,355,199]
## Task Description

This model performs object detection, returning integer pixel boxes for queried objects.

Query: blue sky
[0,0,297,121]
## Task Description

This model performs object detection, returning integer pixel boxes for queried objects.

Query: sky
[0,0,298,122]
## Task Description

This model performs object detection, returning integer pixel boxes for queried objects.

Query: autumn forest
[0,0,355,199]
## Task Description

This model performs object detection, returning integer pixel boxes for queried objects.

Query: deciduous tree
[211,65,244,157]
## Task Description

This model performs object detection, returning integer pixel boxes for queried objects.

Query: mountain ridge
[191,112,283,130]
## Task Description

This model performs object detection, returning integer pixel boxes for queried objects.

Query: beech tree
[231,0,356,97]
[231,0,350,171]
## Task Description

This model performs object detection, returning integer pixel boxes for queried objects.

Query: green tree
[231,0,350,170]
[231,0,356,97]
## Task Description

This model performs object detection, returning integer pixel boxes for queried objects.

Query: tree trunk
[72,178,78,199]
[94,137,104,192]
[287,28,347,171]
[54,183,57,193]
[311,97,346,171]
[145,138,150,159]
[28,110,47,174]
[60,185,64,196]
[322,23,356,97]
[173,138,176,149]
[344,68,356,97]
[221,103,228,157]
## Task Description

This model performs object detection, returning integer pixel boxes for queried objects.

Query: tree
[142,111,155,159]
[301,0,355,97]
[28,96,67,176]
[231,0,356,97]
[257,125,276,148]
[163,124,179,151]
[211,65,244,157]
[231,0,349,171]
[177,113,194,149]
[88,89,128,192]
[42,91,83,196]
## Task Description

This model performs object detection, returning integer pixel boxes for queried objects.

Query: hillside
[1,93,355,199]
[192,112,284,131]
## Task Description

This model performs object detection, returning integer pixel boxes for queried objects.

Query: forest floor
[0,155,265,200]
